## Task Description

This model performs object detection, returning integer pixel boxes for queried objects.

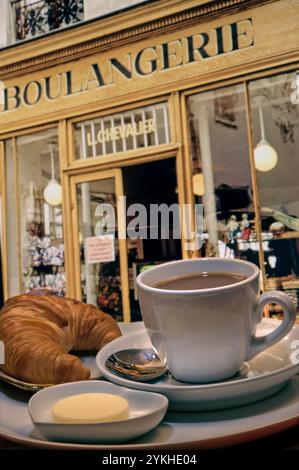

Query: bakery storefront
[0,0,298,322]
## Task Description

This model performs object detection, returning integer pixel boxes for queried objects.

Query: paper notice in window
[85,235,115,264]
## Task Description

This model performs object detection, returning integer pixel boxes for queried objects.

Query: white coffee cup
[136,258,296,383]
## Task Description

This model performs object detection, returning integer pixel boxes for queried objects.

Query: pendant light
[254,106,278,172]
[43,144,62,206]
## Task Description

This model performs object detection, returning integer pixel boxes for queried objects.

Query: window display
[187,72,299,319]
[4,129,66,297]
[187,84,260,266]
[249,71,299,317]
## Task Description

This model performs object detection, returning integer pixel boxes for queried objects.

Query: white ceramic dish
[28,380,168,443]
[0,376,298,449]
[96,319,299,411]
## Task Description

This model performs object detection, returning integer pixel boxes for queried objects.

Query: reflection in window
[188,84,260,267]
[249,71,299,318]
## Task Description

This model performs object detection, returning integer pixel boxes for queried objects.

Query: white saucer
[28,380,168,443]
[96,319,299,411]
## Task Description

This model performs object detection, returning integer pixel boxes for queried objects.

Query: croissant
[0,292,121,384]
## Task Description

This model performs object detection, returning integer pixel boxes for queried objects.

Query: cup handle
[245,290,296,361]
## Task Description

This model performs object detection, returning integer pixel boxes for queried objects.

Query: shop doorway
[70,157,181,321]
[123,158,181,320]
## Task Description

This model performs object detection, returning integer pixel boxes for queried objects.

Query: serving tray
[0,321,298,449]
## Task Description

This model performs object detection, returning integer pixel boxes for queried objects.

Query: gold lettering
[148,118,156,133]
[114,127,120,140]
[119,125,127,139]
[105,127,114,141]
[88,118,159,146]
[97,130,105,143]
[87,132,95,146]
[142,121,148,133]
[136,121,143,135]
[125,123,134,138]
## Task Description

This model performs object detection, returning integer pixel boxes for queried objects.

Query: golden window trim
[0,0,276,79]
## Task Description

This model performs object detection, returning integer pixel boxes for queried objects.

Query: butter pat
[52,393,129,423]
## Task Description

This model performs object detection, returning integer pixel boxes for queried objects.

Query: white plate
[0,322,144,391]
[0,376,299,449]
[28,381,168,443]
[0,353,101,391]
[96,319,299,411]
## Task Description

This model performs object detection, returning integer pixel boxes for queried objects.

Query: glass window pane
[249,71,299,318]
[76,178,123,321]
[5,129,66,297]
[187,84,260,267]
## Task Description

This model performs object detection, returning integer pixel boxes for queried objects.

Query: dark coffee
[155,272,247,290]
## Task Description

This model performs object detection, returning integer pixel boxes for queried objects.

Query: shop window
[187,84,260,267]
[249,71,299,318]
[74,102,171,159]
[4,129,65,297]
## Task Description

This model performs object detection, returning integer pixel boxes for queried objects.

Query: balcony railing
[12,0,84,41]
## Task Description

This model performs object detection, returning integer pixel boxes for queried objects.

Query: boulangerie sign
[1,18,254,113]
[85,235,115,264]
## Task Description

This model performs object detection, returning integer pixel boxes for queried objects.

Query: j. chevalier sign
[77,102,170,158]
[1,18,254,112]
[87,118,156,146]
